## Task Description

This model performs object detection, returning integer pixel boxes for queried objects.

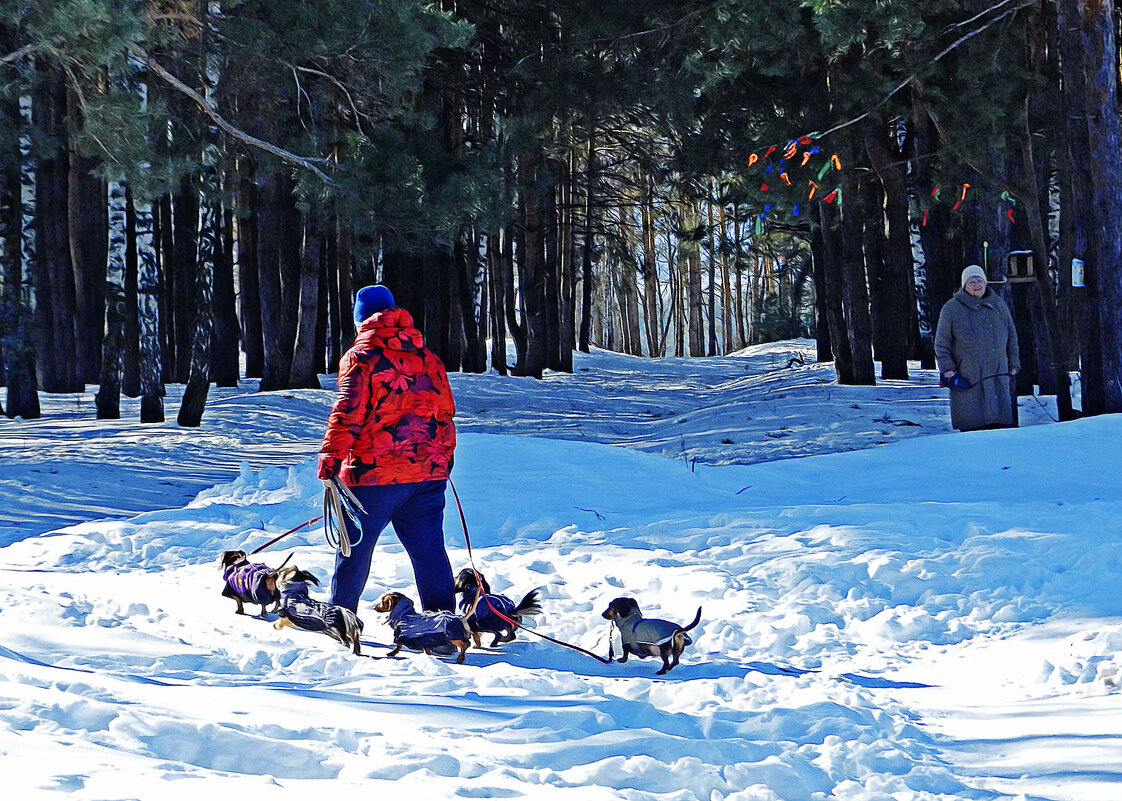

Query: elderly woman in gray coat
[934,265,1020,431]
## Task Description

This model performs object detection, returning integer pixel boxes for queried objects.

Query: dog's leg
[386,644,403,658]
[234,598,246,615]
[617,644,631,664]
[453,641,468,664]
[273,617,296,632]
[471,631,483,649]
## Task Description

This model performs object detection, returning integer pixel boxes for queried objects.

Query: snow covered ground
[2,340,1119,801]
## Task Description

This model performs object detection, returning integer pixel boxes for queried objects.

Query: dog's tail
[342,608,364,655]
[680,606,702,633]
[512,588,544,618]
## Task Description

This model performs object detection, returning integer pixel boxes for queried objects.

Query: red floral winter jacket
[320,308,456,486]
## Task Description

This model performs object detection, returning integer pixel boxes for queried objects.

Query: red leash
[250,515,324,555]
[448,479,613,664]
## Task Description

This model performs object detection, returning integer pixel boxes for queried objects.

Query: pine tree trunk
[817,201,854,379]
[488,230,508,374]
[211,201,239,387]
[706,193,718,356]
[234,167,263,378]
[1057,0,1122,413]
[865,129,915,380]
[289,207,323,389]
[257,170,295,391]
[2,148,39,419]
[640,183,661,357]
[177,193,216,427]
[33,70,80,393]
[514,152,547,378]
[67,118,106,386]
[681,199,704,357]
[96,180,128,419]
[136,194,164,422]
[122,198,140,397]
[717,200,733,353]
[578,136,596,354]
[170,178,199,383]
[836,136,876,386]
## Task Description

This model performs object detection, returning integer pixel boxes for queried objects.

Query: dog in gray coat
[270,566,364,656]
[602,597,701,675]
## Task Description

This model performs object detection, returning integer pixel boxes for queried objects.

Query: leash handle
[448,478,613,665]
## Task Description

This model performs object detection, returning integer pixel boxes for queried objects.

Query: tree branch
[0,44,39,66]
[813,0,1040,142]
[129,45,335,183]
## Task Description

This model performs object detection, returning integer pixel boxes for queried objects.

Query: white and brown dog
[374,591,471,664]
[271,566,364,656]
[602,597,701,675]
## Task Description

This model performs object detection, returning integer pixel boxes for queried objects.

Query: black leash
[946,371,1013,391]
[448,478,614,664]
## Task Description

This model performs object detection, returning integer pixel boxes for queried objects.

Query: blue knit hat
[353,285,395,324]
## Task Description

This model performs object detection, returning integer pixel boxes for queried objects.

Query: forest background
[2,0,1121,427]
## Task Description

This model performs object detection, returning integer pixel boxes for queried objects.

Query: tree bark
[865,127,915,380]
[1,144,39,419]
[95,181,128,419]
[1056,0,1122,413]
[135,193,164,423]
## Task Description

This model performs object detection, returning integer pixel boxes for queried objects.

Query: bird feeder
[1005,250,1035,283]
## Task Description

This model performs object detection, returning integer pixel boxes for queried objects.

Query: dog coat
[620,617,692,649]
[277,581,350,634]
[222,562,275,606]
[387,596,468,650]
[458,592,516,632]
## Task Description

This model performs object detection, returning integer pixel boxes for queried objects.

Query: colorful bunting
[951,183,972,211]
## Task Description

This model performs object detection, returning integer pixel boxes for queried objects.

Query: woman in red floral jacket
[318,285,457,613]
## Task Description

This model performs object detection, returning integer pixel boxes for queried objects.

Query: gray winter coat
[934,288,1020,431]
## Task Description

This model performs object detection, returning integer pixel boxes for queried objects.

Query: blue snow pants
[329,480,455,613]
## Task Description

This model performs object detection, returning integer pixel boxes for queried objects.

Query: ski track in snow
[2,341,1120,801]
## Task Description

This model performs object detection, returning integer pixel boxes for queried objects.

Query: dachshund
[219,549,280,616]
[454,568,543,649]
[602,597,701,675]
[374,591,470,664]
[270,566,364,655]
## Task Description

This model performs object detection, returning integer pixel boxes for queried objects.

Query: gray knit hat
[961,265,987,288]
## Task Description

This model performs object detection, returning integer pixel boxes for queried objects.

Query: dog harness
[387,596,468,650]
[458,592,516,633]
[277,581,351,634]
[222,562,275,606]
